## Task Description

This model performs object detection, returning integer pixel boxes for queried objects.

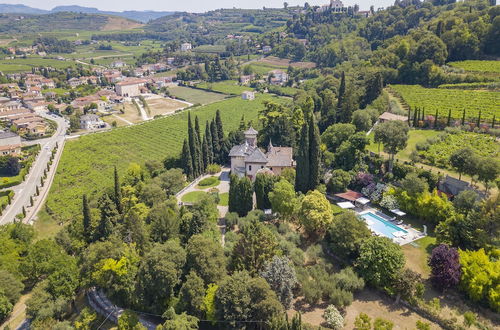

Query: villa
[229,127,295,180]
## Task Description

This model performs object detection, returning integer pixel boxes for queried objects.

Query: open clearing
[101,17,144,31]
[259,56,316,68]
[113,102,142,123]
[167,85,227,105]
[144,96,189,117]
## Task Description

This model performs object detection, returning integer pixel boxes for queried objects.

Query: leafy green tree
[355,237,405,288]
[156,168,186,196]
[352,110,372,132]
[180,194,219,242]
[0,293,12,323]
[136,241,186,313]
[269,179,299,221]
[327,169,352,193]
[321,123,356,152]
[231,218,279,275]
[373,121,409,171]
[186,234,226,284]
[392,268,423,304]
[96,193,118,241]
[148,202,180,243]
[215,271,283,329]
[260,256,297,308]
[327,212,372,262]
[178,271,206,317]
[400,173,429,197]
[118,310,145,330]
[46,258,79,299]
[201,284,218,324]
[373,318,394,330]
[354,313,372,330]
[477,157,499,192]
[0,270,23,304]
[74,307,98,330]
[158,307,199,330]
[298,190,333,235]
[450,148,477,181]
[363,72,383,107]
[459,248,499,312]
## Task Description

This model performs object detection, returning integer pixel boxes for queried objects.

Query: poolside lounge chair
[397,220,404,225]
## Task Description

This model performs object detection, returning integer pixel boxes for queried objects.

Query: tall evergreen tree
[114,166,122,214]
[434,109,439,128]
[202,134,210,170]
[239,115,246,131]
[254,173,278,210]
[462,109,466,126]
[447,109,452,127]
[215,109,224,142]
[205,121,214,165]
[413,108,418,127]
[336,71,346,122]
[82,194,92,242]
[96,194,117,241]
[211,119,221,164]
[195,116,202,144]
[181,139,194,179]
[492,115,495,129]
[188,113,200,176]
[477,110,481,127]
[228,175,254,216]
[308,115,321,191]
[295,123,310,193]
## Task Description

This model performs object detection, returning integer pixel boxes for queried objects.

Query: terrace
[333,190,425,246]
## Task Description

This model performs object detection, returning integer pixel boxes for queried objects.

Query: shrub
[373,318,394,330]
[198,176,219,187]
[323,305,344,330]
[206,164,221,174]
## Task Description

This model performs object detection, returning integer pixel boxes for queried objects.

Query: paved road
[0,112,68,225]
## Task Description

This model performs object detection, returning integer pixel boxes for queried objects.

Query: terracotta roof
[0,144,21,152]
[334,190,364,202]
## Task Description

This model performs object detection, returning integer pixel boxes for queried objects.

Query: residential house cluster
[0,98,48,137]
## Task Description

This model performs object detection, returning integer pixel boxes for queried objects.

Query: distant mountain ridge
[0,3,175,22]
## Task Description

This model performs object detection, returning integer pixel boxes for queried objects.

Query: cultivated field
[259,56,316,69]
[196,80,255,95]
[448,60,500,73]
[167,86,227,105]
[43,94,288,221]
[144,96,189,117]
[390,84,499,121]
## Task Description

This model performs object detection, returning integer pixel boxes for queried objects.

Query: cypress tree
[205,121,214,164]
[82,194,91,241]
[114,166,122,214]
[462,109,466,126]
[492,115,495,128]
[295,123,310,193]
[336,71,346,122]
[210,119,220,164]
[413,108,418,127]
[195,116,202,144]
[30,195,33,206]
[202,134,210,170]
[215,109,224,142]
[240,176,253,216]
[407,107,411,125]
[194,118,204,173]
[96,194,117,241]
[254,173,277,210]
[447,109,452,127]
[35,185,39,196]
[308,115,321,191]
[22,206,26,217]
[181,139,194,179]
[187,113,199,176]
[421,107,425,122]
[434,109,438,128]
[228,174,238,214]
[477,110,481,127]
[239,115,246,131]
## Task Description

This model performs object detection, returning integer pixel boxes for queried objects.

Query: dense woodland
[0,0,499,329]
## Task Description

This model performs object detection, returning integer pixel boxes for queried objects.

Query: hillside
[0,12,142,33]
[0,4,174,23]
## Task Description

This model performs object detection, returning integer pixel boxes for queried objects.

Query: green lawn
[196,80,254,95]
[448,60,500,74]
[247,62,288,75]
[196,176,220,189]
[181,191,208,203]
[367,129,441,160]
[219,192,229,206]
[0,57,78,73]
[167,86,227,105]
[42,93,288,223]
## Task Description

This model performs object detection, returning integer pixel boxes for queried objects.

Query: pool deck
[358,208,425,246]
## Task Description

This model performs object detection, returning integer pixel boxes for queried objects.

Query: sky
[1,0,394,12]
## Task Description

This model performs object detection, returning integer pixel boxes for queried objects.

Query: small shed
[337,202,355,209]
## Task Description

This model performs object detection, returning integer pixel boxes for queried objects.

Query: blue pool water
[359,212,408,238]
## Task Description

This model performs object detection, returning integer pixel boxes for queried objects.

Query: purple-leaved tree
[428,244,461,291]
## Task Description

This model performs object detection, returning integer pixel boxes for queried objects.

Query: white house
[269,70,289,85]
[229,127,295,181]
[180,43,192,52]
[80,114,106,130]
[241,91,255,100]
[111,60,126,68]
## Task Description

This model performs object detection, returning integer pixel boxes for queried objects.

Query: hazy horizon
[0,0,393,12]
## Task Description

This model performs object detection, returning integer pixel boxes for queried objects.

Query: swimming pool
[359,211,408,238]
